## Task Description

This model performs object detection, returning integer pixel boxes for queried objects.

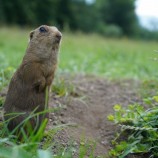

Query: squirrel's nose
[56,33,62,41]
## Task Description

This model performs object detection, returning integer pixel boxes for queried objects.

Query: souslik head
[28,25,62,57]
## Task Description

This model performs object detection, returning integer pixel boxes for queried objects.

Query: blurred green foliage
[0,27,158,80]
[1,0,157,39]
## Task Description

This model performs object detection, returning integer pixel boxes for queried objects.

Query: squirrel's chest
[41,60,57,77]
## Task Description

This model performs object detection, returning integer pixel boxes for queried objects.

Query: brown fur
[3,25,62,134]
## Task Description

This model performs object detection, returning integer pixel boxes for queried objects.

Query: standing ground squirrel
[3,25,62,135]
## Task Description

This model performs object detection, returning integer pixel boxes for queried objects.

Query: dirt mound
[48,75,142,157]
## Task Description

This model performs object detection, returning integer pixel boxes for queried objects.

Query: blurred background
[0,0,158,40]
[0,0,158,83]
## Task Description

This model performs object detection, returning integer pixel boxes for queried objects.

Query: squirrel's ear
[29,31,34,41]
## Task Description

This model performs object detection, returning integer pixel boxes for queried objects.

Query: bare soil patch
[47,75,143,157]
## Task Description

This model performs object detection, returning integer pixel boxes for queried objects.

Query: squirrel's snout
[55,32,62,42]
[56,34,62,40]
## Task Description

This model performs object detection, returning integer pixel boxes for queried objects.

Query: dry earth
[46,75,145,158]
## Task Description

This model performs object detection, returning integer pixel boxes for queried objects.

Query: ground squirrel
[3,25,62,135]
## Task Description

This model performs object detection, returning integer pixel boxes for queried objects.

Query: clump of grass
[0,114,100,158]
[108,96,158,158]
[139,79,158,98]
[0,112,50,158]
[52,77,77,97]
[0,97,4,106]
[79,140,97,158]
[0,108,75,158]
[0,66,15,90]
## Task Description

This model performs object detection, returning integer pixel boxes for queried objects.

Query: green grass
[0,26,158,158]
[61,34,158,79]
[0,27,158,80]
[108,98,158,157]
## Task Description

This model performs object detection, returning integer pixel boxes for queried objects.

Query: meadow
[0,27,158,80]
[1,27,158,158]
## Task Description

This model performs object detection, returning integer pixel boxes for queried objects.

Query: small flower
[113,104,122,111]
[107,114,114,121]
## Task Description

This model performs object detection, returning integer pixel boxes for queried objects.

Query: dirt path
[48,75,142,157]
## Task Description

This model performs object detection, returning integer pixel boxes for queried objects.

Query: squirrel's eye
[39,27,47,33]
